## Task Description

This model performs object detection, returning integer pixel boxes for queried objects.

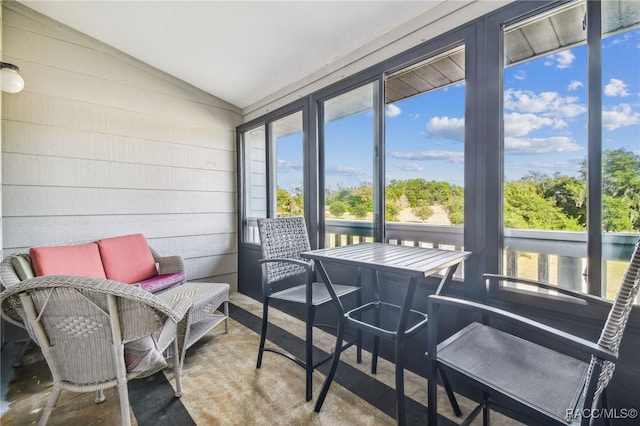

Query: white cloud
[390,150,464,163]
[276,159,302,172]
[409,113,421,120]
[602,103,640,130]
[425,116,465,141]
[544,50,575,69]
[504,89,586,118]
[514,70,527,81]
[396,162,424,172]
[568,80,583,91]
[325,165,367,176]
[504,113,561,138]
[604,78,630,97]
[529,159,582,171]
[386,104,401,118]
[505,136,582,154]
[610,33,631,46]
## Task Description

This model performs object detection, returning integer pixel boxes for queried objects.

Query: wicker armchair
[0,275,193,426]
[427,238,640,425]
[0,243,186,367]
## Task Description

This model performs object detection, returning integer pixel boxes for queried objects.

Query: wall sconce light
[1,62,25,93]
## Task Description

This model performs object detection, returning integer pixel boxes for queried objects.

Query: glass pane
[384,46,465,252]
[502,1,588,293]
[242,125,266,243]
[271,111,304,218]
[601,1,640,301]
[323,82,377,247]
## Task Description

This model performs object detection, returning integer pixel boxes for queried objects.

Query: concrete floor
[1,293,523,425]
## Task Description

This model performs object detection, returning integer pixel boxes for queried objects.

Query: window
[385,46,465,250]
[601,0,640,299]
[240,109,306,243]
[501,1,639,300]
[237,0,638,304]
[271,111,304,218]
[241,125,267,243]
[321,82,379,247]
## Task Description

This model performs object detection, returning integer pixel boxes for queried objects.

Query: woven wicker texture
[257,217,313,284]
[589,237,640,398]
[0,275,193,426]
[1,242,186,292]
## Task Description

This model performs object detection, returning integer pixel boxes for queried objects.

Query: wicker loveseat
[0,233,231,424]
[1,234,229,366]
[1,234,187,295]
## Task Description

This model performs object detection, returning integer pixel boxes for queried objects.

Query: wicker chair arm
[428,294,617,363]
[166,296,193,323]
[0,253,24,290]
[150,247,186,276]
[0,275,188,324]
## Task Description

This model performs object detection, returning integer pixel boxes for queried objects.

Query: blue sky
[276,29,640,192]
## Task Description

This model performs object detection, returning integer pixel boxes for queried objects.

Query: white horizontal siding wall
[1,3,242,290]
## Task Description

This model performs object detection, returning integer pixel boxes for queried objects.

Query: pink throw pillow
[139,272,186,293]
[30,244,107,278]
[97,234,157,284]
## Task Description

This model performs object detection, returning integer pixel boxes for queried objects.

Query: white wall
[1,2,242,290]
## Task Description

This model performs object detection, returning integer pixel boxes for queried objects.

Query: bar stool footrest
[345,301,429,338]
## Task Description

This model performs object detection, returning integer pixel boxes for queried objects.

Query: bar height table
[301,242,470,426]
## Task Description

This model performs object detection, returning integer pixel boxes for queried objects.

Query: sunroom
[1,1,639,425]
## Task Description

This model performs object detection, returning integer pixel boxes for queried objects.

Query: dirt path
[397,204,450,225]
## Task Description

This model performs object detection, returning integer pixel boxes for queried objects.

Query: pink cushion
[30,244,107,278]
[139,272,186,293]
[97,234,157,284]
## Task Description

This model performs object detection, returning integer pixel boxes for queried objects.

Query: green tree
[386,179,404,204]
[347,183,373,218]
[537,173,587,226]
[276,187,303,216]
[385,201,401,222]
[602,149,640,231]
[445,186,464,225]
[504,181,582,230]
[413,201,434,221]
[578,148,640,231]
[329,200,348,217]
[603,195,633,232]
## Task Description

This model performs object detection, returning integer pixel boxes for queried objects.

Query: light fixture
[1,62,25,93]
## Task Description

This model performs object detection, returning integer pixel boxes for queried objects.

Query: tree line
[276,148,639,232]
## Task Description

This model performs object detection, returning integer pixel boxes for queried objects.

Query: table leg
[306,265,315,401]
[306,304,315,401]
[394,276,419,426]
[313,259,346,413]
[427,297,440,425]
[435,263,459,295]
[372,270,380,374]
[356,266,362,364]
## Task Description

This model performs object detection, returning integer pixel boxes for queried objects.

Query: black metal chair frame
[427,238,640,425]
[255,217,362,402]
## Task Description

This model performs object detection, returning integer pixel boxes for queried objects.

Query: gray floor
[1,293,522,425]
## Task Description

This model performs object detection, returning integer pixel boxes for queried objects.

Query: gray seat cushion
[437,322,590,423]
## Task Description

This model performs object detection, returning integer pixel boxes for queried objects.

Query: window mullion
[586,0,603,297]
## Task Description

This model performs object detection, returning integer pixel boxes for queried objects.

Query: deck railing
[245,217,638,301]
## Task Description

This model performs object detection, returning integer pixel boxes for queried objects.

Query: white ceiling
[22,1,446,109]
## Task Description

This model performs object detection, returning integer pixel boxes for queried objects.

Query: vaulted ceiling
[21,1,447,109]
